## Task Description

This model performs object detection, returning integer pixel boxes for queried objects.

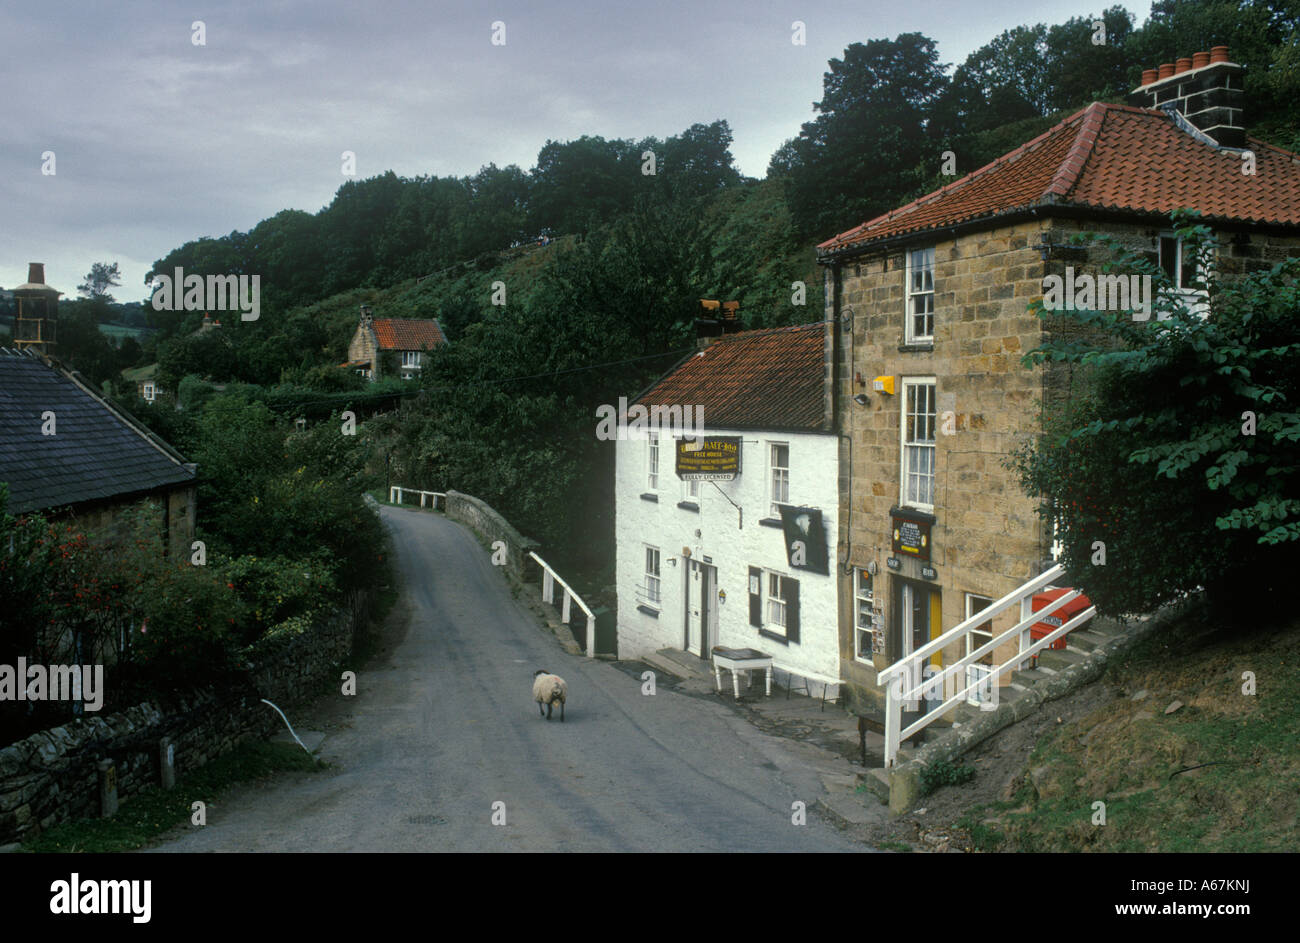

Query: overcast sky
[0,0,1152,302]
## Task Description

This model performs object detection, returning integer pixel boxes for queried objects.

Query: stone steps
[847,609,1168,814]
[1065,629,1109,653]
[1036,648,1088,671]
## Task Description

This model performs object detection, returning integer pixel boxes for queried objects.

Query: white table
[711,646,773,699]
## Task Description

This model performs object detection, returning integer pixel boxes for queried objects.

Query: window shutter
[785,577,800,644]
[749,567,762,628]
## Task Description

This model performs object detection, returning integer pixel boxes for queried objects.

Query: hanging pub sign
[676,436,741,480]
[891,509,932,561]
[778,505,829,575]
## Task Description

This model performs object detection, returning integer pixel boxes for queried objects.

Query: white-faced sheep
[533,670,567,722]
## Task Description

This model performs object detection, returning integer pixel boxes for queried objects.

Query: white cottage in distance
[614,321,842,698]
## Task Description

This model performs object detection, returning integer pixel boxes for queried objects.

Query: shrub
[919,758,977,795]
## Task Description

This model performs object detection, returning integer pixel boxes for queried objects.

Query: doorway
[892,577,940,715]
[699,564,718,658]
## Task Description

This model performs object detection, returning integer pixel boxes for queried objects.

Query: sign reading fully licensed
[676,436,741,480]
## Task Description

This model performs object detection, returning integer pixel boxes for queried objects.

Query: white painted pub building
[614,323,843,697]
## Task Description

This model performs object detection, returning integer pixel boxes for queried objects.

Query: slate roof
[818,101,1300,256]
[372,318,445,351]
[635,324,828,432]
[0,349,195,515]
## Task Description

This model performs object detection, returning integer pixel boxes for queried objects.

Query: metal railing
[529,551,596,659]
[389,486,446,510]
[876,563,1096,768]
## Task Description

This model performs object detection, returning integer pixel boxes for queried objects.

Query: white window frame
[905,247,935,344]
[142,382,155,402]
[769,441,790,518]
[765,569,790,636]
[964,593,995,706]
[401,350,421,368]
[647,432,660,491]
[900,378,937,512]
[854,568,875,663]
[644,545,661,606]
[1158,232,1212,319]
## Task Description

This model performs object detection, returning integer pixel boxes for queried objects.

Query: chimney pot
[1192,51,1210,69]
[27,263,44,285]
[1158,62,1175,79]
[1141,68,1158,86]
[1175,57,1193,74]
[1211,45,1230,63]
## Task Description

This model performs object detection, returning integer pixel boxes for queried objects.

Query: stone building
[343,305,446,381]
[0,348,197,559]
[614,323,843,695]
[816,46,1300,716]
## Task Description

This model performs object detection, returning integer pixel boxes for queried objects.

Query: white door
[705,565,719,656]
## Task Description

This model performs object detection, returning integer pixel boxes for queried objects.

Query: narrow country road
[149,506,867,852]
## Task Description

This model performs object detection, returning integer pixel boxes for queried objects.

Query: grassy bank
[960,607,1300,852]
[21,741,324,853]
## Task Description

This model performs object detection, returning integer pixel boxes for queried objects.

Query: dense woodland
[6,0,1298,618]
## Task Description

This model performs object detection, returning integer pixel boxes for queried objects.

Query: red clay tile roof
[818,101,1300,255]
[372,318,445,350]
[636,324,828,431]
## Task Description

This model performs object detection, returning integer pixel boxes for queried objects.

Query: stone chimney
[695,299,742,351]
[13,262,62,355]
[1129,45,1245,148]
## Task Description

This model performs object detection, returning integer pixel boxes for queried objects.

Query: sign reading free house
[675,436,741,480]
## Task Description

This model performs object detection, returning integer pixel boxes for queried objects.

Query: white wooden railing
[389,486,446,510]
[529,551,596,659]
[876,563,1096,768]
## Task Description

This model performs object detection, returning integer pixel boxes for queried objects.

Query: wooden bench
[779,668,845,711]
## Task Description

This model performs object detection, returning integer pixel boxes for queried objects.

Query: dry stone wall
[0,602,362,847]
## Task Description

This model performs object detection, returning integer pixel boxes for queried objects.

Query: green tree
[77,261,122,302]
[781,34,949,238]
[1013,211,1300,621]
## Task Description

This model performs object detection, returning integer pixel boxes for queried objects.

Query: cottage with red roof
[615,321,844,698]
[818,46,1300,722]
[344,304,446,381]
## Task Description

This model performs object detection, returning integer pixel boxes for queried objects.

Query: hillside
[848,602,1300,853]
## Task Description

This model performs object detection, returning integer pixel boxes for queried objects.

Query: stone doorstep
[653,648,714,679]
[642,651,696,681]
[862,767,891,802]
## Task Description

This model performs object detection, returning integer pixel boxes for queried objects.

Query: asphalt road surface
[149,505,866,852]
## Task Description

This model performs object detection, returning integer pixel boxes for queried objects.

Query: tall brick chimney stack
[1129,45,1245,148]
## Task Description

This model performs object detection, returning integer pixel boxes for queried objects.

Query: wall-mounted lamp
[853,393,870,406]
